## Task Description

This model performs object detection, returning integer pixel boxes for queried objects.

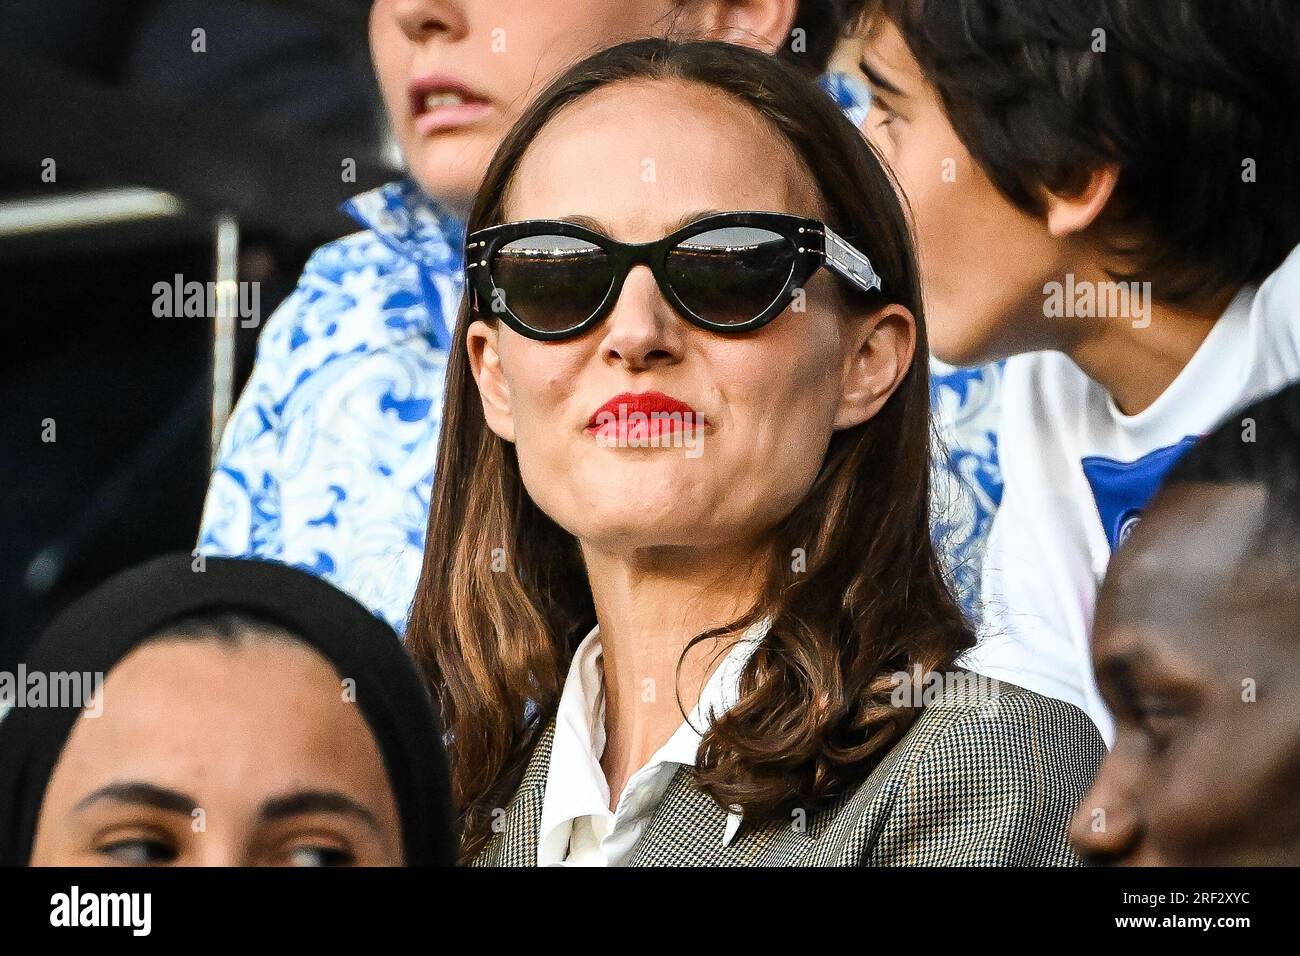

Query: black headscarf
[0,553,456,866]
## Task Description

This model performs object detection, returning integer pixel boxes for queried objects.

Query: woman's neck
[580,541,766,812]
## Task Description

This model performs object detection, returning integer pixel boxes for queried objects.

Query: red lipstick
[586,391,706,446]
[589,392,697,423]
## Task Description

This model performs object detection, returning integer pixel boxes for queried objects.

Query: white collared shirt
[537,621,767,866]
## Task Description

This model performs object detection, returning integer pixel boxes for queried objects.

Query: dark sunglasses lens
[665,227,795,326]
[489,235,612,335]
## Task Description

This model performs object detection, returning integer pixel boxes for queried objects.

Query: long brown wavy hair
[405,38,975,862]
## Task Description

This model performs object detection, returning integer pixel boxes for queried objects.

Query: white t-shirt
[964,246,1300,744]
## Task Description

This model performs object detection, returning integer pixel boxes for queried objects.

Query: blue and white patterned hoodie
[199,180,463,633]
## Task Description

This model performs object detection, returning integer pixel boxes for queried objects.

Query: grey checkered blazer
[469,675,1105,866]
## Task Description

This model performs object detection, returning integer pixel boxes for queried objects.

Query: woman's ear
[1045,163,1120,238]
[834,302,916,430]
[466,319,516,443]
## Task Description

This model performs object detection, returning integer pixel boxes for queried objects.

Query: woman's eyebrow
[665,209,730,233]
[552,209,730,237]
[73,781,196,816]
[258,789,381,832]
[556,213,609,232]
[858,57,904,98]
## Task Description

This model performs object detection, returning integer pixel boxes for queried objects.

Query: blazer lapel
[627,765,869,866]
[470,719,555,867]
[627,766,814,866]
[474,721,871,866]
[627,767,732,865]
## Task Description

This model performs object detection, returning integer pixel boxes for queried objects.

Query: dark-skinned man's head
[1071,381,1300,865]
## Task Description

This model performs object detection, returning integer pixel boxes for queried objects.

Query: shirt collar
[342,178,466,270]
[538,620,769,861]
[538,628,611,865]
[688,623,767,847]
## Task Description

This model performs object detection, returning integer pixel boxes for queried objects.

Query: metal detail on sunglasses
[464,211,883,342]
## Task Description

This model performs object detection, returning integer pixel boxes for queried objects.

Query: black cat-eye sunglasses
[465,210,883,341]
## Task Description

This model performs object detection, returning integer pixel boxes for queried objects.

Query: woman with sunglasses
[406,38,1104,866]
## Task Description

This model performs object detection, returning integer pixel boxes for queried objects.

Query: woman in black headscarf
[0,554,455,866]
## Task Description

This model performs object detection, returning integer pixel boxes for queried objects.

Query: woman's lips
[585,391,708,445]
[408,74,492,134]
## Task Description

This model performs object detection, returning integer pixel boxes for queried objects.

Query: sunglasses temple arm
[822,225,883,294]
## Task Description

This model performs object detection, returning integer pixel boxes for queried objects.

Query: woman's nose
[193,834,246,867]
[599,265,685,370]
[1069,760,1144,865]
[390,0,465,43]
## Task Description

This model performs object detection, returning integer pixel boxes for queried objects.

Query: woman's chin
[559,454,709,503]
[565,506,722,554]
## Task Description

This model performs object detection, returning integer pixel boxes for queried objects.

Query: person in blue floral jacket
[200,2,1003,635]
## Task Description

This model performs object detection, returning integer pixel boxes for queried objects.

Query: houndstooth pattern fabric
[469,675,1104,867]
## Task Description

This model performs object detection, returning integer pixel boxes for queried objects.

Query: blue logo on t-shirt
[1081,437,1201,551]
